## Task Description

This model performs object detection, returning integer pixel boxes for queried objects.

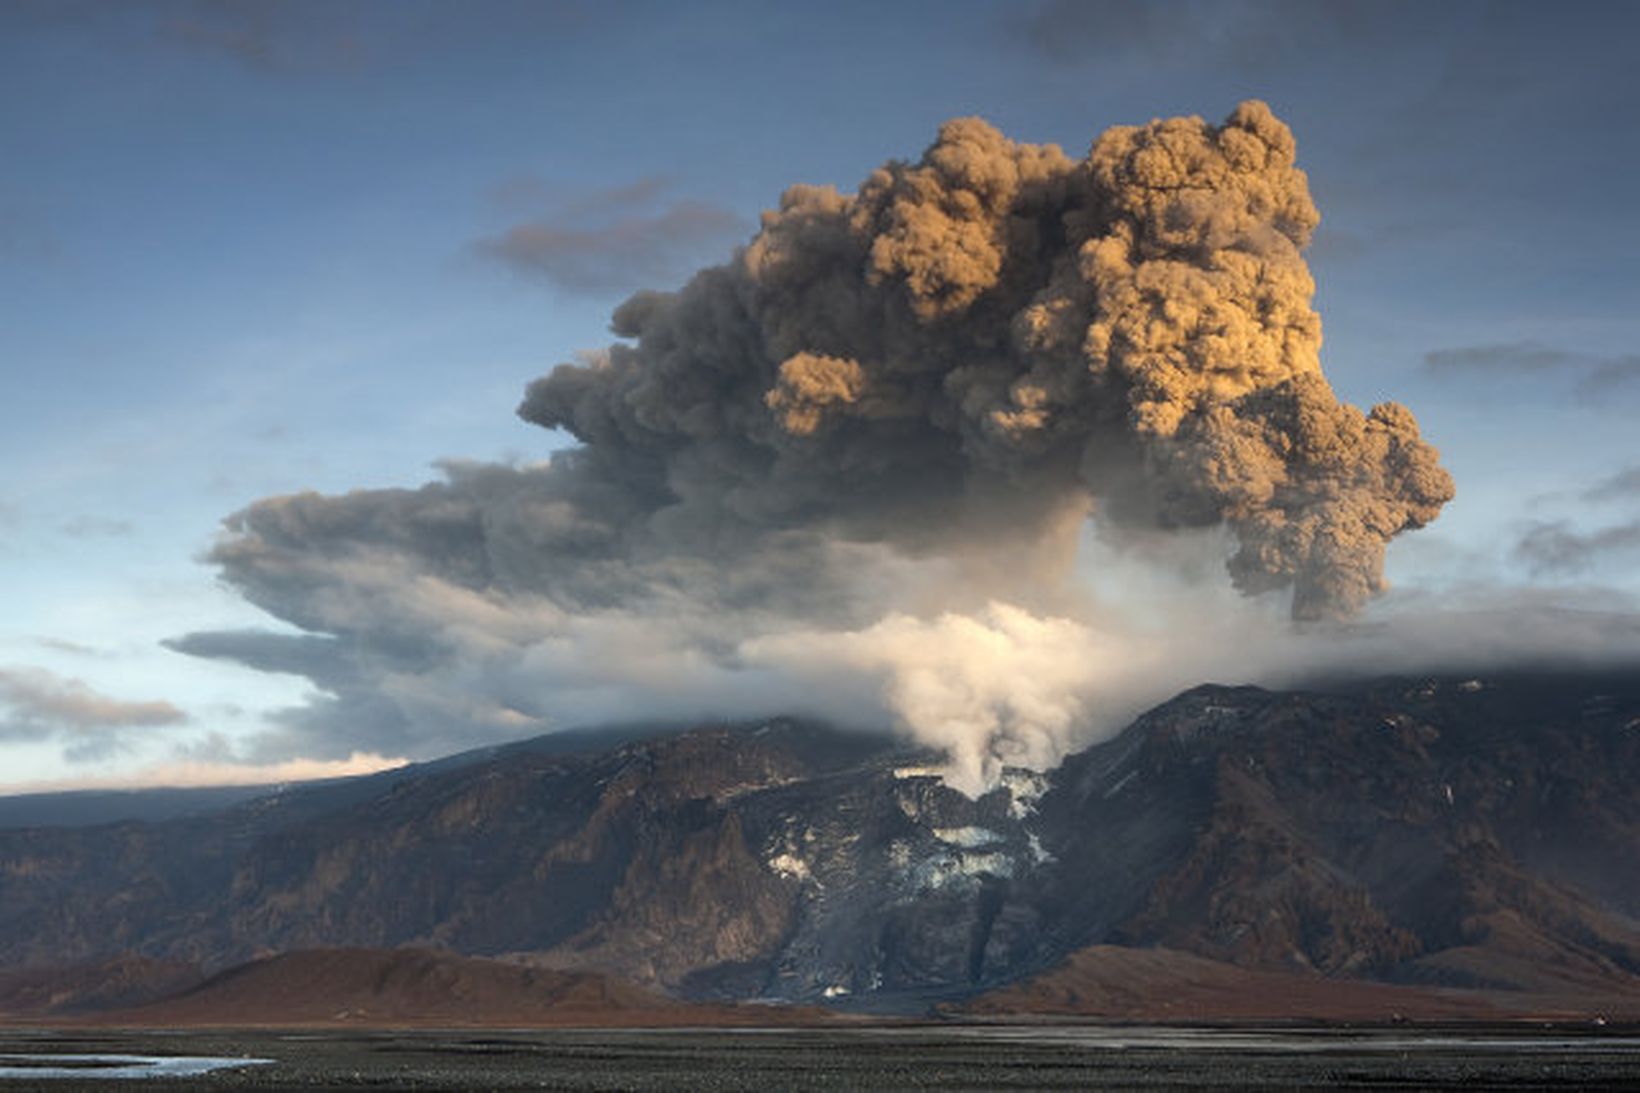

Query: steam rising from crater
[179,103,1453,790]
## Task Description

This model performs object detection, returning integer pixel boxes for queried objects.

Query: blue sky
[2,0,1637,790]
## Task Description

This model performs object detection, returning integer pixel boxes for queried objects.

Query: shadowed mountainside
[0,670,1636,1018]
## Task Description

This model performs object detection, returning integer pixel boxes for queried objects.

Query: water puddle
[0,1053,272,1079]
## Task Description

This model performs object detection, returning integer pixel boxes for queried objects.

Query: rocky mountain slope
[0,670,1636,1015]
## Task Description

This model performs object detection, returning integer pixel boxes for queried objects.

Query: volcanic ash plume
[520,99,1450,619]
[181,102,1453,786]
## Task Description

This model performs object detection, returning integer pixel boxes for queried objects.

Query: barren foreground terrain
[3,1025,1640,1090]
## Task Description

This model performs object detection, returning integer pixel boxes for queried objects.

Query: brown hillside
[0,954,204,1017]
[96,948,818,1028]
[959,945,1640,1023]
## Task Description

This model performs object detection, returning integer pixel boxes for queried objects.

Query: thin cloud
[473,176,744,296]
[1424,340,1591,374]
[0,666,187,763]
[1013,0,1182,65]
[58,515,135,538]
[1423,340,1640,403]
[31,638,107,658]
[1580,356,1640,398]
[1010,0,1420,70]
[161,7,304,71]
[0,750,406,795]
[0,667,186,733]
[1514,519,1640,576]
[1522,465,1640,517]
[487,173,670,217]
[2,0,367,74]
[1583,466,1640,504]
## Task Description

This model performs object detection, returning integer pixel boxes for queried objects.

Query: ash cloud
[515,100,1451,620]
[180,103,1457,788]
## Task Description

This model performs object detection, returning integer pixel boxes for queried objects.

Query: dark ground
[1,1025,1638,1090]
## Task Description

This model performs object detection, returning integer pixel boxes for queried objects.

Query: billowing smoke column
[522,100,1450,619]
[182,103,1452,790]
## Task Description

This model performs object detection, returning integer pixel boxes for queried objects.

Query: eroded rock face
[1,671,1638,1008]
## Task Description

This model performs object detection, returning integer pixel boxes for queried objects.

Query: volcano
[1,669,1637,1023]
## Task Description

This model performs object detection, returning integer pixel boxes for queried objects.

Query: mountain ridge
[0,670,1636,1018]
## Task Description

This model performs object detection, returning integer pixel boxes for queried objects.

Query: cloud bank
[179,102,1462,790]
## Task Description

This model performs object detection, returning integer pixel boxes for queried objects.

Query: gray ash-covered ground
[2,1026,1639,1090]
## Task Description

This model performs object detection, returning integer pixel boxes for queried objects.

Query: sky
[1,0,1637,793]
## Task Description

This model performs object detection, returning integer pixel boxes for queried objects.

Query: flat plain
[2,1025,1638,1090]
